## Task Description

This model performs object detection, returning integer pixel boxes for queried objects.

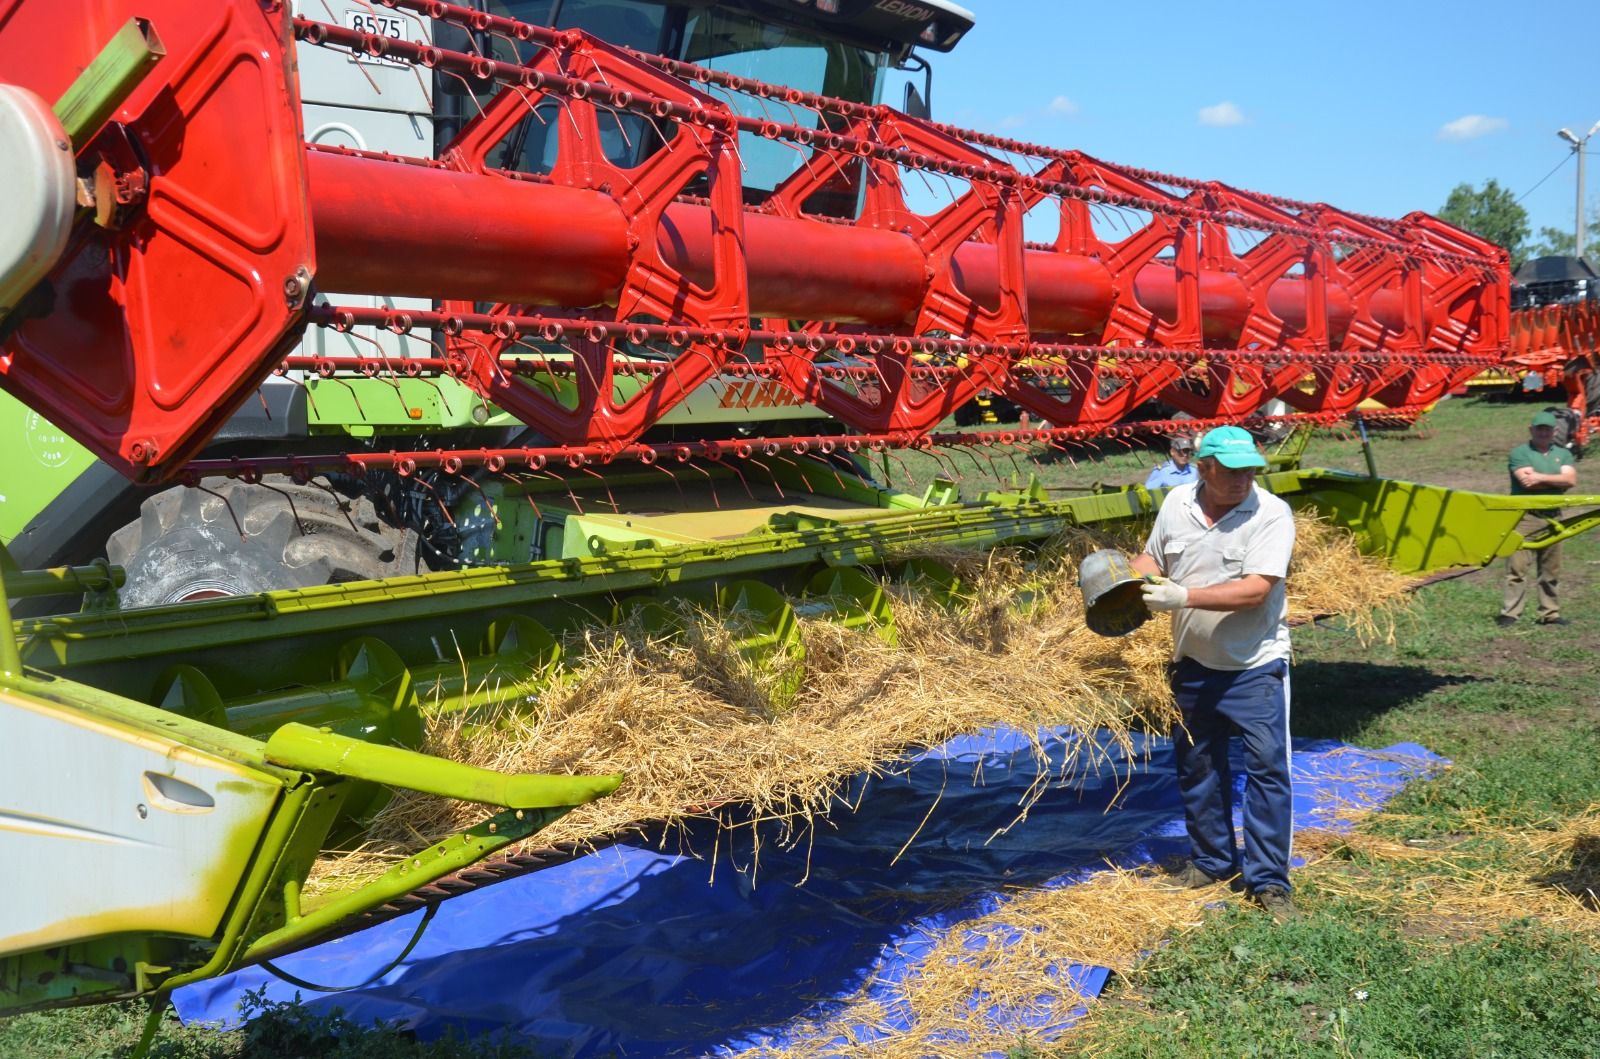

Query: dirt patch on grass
[1474,638,1539,670]
[1397,912,1498,945]
[1300,816,1600,939]
[1430,704,1567,739]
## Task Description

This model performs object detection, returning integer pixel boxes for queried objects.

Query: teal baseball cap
[1196,425,1267,469]
[1531,410,1560,428]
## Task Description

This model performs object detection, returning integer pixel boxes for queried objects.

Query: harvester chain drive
[310,841,616,953]
[299,304,1500,371]
[182,407,1434,485]
[281,302,1496,465]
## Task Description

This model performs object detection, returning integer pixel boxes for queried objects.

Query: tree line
[1438,178,1598,268]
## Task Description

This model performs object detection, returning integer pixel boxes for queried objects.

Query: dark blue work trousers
[1170,656,1293,892]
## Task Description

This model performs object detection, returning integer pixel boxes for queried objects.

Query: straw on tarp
[308,514,1411,892]
[724,806,1600,1058]
[721,865,1224,1059]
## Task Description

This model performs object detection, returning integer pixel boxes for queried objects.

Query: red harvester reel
[0,0,1511,481]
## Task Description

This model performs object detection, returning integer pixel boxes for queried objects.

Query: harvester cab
[1511,255,1598,311]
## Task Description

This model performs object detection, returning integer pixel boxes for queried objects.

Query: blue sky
[910,0,1598,246]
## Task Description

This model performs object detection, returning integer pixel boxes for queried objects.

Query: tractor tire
[1543,405,1581,453]
[953,400,984,427]
[106,476,423,608]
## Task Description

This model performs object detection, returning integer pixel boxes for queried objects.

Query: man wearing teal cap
[1130,425,1298,921]
[1498,410,1577,627]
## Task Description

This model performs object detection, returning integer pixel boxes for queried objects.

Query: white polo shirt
[1141,481,1295,670]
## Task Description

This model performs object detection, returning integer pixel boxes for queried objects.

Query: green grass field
[7,394,1598,1058]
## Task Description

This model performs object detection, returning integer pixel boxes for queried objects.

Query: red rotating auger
[0,0,1510,481]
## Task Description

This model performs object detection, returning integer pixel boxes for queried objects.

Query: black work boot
[1252,886,1298,923]
[1156,860,1239,891]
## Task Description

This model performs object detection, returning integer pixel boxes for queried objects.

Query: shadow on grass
[1290,660,1477,742]
[1534,833,1600,912]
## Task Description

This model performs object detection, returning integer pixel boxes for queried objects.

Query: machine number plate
[344,10,409,67]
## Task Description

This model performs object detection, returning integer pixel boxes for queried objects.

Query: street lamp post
[1557,121,1600,260]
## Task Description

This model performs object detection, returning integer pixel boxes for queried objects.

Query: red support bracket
[0,0,313,479]
[440,29,749,451]
[759,110,1022,436]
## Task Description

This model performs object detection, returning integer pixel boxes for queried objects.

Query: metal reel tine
[648,459,686,498]
[189,480,248,540]
[719,455,755,501]
[578,465,620,512]
[458,470,503,529]
[682,460,720,510]
[744,456,784,500]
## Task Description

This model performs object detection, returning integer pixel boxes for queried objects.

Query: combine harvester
[3,0,1600,1030]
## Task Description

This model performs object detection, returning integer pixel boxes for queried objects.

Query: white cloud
[994,97,1078,132]
[1198,101,1245,127]
[1437,114,1509,141]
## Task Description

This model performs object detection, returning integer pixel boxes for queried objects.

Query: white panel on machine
[0,693,281,957]
[294,1,436,368]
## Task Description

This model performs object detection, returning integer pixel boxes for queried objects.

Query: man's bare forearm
[1184,575,1277,611]
[1515,468,1578,488]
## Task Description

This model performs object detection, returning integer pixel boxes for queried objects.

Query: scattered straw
[308,514,1407,894]
[723,808,1600,1058]
[724,866,1224,1059]
[1296,808,1600,937]
[1286,513,1413,641]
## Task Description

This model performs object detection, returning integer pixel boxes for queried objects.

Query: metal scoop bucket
[1078,549,1152,637]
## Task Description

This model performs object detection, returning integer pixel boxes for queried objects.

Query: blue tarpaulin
[174,729,1442,1056]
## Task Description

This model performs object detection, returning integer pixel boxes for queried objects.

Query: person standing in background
[1498,410,1577,627]
[1144,434,1198,490]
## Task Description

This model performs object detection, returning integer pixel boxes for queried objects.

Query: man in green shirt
[1498,410,1578,627]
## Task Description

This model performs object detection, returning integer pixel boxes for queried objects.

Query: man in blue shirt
[1144,434,1197,490]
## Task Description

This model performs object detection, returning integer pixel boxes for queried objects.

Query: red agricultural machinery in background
[1502,256,1600,449]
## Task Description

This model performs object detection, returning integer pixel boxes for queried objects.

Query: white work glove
[1141,578,1189,612]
